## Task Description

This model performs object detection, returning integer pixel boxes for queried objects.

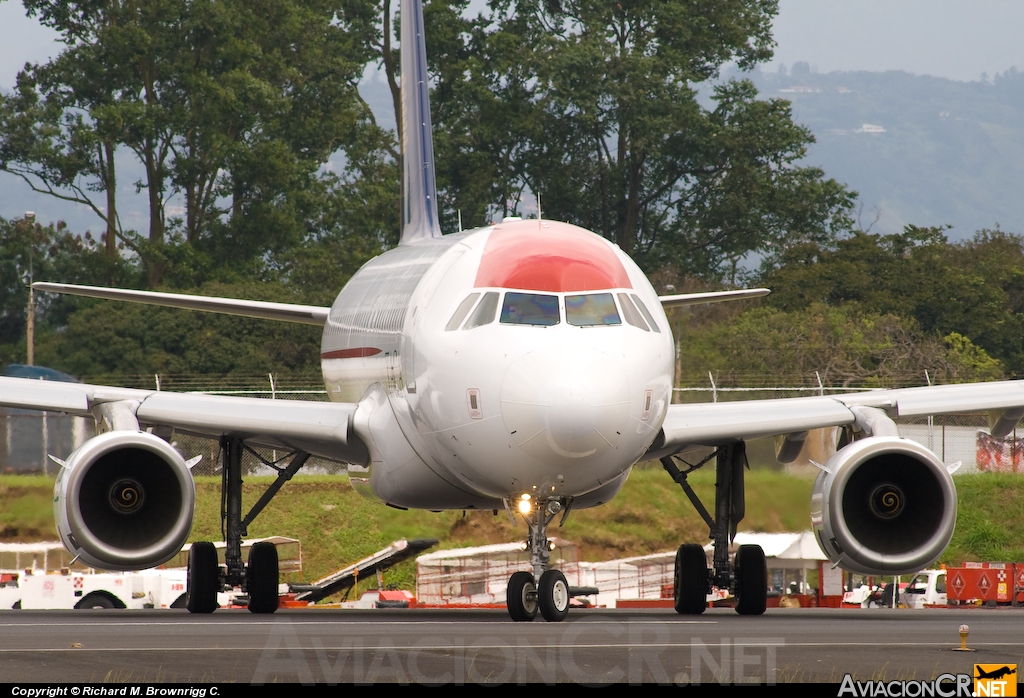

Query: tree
[762,226,1024,376]
[0,214,140,366]
[424,0,854,278]
[1,0,382,287]
[676,302,1003,389]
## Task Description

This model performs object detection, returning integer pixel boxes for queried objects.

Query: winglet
[399,0,443,244]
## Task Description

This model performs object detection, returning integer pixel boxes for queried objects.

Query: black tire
[507,571,538,621]
[734,544,767,616]
[186,541,220,614]
[673,543,708,614]
[12,600,21,609]
[247,541,280,614]
[538,570,570,622]
[75,593,116,609]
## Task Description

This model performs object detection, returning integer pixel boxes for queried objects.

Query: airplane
[3,0,1024,622]
[975,667,1017,681]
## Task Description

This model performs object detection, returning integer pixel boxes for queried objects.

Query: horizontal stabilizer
[33,282,329,326]
[658,288,770,309]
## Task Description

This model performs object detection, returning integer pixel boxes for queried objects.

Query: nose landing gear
[506,496,572,622]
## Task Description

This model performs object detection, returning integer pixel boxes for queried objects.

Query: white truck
[17,568,188,609]
[899,569,947,608]
[0,537,300,610]
[841,570,946,608]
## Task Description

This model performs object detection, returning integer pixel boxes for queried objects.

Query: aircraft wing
[647,379,1024,459]
[32,283,330,326]
[0,376,366,465]
[658,288,770,309]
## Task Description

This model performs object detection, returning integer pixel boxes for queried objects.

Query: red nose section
[474,222,632,292]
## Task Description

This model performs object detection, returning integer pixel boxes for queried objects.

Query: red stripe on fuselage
[474,221,632,292]
[321,347,382,359]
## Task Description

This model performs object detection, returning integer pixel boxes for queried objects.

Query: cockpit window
[500,292,560,326]
[617,293,650,331]
[565,293,621,326]
[445,293,481,331]
[464,292,500,329]
[630,294,661,333]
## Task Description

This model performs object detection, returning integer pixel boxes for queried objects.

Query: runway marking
[0,619,718,628]
[3,641,1024,653]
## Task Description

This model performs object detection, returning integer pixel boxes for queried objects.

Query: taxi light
[518,499,532,514]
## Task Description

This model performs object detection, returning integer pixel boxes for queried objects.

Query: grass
[4,469,1023,596]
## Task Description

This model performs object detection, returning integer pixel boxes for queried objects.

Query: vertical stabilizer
[400,0,443,244]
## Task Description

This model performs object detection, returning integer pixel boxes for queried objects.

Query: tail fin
[399,0,443,244]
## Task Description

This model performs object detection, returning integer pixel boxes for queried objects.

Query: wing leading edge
[0,376,366,465]
[33,283,330,326]
[648,379,1024,460]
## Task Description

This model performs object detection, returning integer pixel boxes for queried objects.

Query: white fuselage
[320,220,674,510]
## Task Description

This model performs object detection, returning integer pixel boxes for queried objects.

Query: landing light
[518,499,532,514]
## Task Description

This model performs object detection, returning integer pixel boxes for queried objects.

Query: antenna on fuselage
[399,0,443,245]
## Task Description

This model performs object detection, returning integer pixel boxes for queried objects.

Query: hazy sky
[766,0,1024,81]
[0,0,1021,229]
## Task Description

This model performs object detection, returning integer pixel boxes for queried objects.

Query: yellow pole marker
[953,624,975,652]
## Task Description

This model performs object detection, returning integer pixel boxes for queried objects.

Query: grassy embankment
[2,469,1022,595]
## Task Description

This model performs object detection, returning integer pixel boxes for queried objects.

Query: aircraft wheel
[673,543,708,614]
[734,544,767,616]
[507,571,538,621]
[538,569,570,622]
[185,541,219,614]
[247,541,280,614]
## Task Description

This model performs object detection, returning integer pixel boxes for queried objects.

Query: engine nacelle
[54,431,195,570]
[811,436,956,576]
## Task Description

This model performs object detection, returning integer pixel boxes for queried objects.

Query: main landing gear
[506,496,571,622]
[662,441,767,616]
[185,435,309,614]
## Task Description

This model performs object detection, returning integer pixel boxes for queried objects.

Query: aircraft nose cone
[500,347,631,468]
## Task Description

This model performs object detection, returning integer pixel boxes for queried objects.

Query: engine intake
[54,431,195,570]
[811,436,956,575]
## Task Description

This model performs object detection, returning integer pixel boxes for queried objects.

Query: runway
[2,607,1022,684]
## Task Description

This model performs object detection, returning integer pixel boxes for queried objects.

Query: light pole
[24,211,35,366]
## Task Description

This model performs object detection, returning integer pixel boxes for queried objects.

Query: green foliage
[676,301,1002,388]
[34,283,322,381]
[426,0,855,277]
[2,0,384,286]
[0,476,55,539]
[0,469,814,590]
[945,474,1024,564]
[0,215,139,363]
[761,226,1024,376]
[11,470,1024,591]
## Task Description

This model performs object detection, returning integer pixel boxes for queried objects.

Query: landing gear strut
[662,441,767,615]
[185,435,308,614]
[505,497,571,622]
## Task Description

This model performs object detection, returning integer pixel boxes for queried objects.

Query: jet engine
[810,436,956,576]
[53,431,195,570]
